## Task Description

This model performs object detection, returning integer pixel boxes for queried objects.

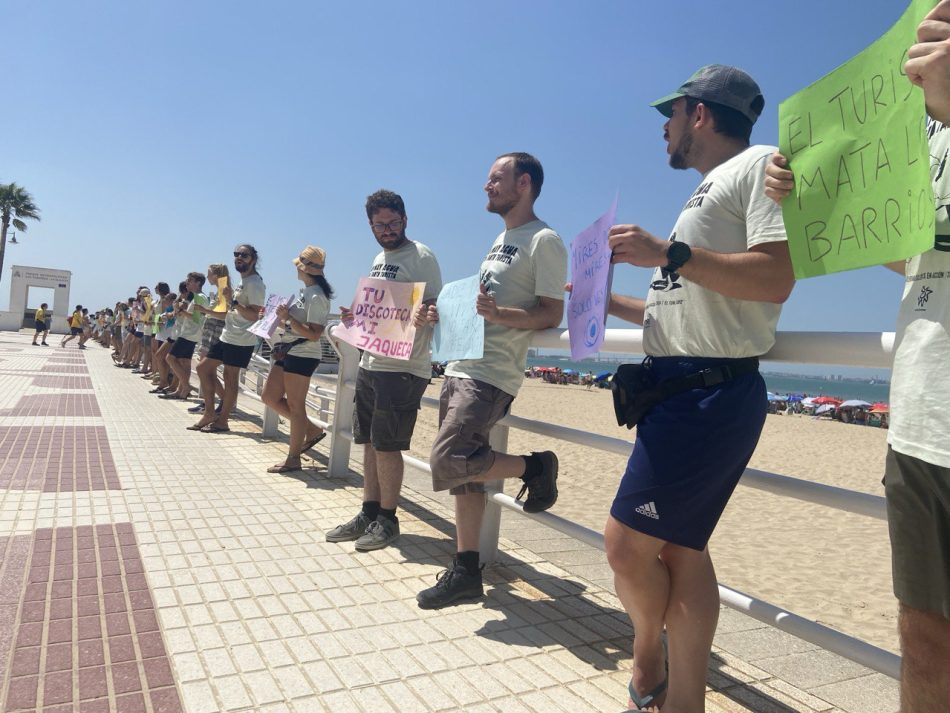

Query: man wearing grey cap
[603,64,795,711]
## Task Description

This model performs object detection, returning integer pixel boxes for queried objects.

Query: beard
[376,229,408,250]
[486,193,519,216]
[669,129,694,170]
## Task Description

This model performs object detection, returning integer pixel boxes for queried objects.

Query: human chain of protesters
[40,9,950,705]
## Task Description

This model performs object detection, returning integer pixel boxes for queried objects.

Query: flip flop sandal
[186,423,211,431]
[201,424,231,433]
[266,462,302,473]
[622,677,668,713]
[301,431,328,454]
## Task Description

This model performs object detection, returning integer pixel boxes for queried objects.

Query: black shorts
[34,320,47,332]
[275,355,320,377]
[352,368,429,451]
[142,334,152,346]
[70,327,82,335]
[170,338,197,360]
[206,340,254,369]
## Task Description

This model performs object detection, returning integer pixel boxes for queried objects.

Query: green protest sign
[779,0,935,279]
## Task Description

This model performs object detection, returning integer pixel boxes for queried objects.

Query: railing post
[257,366,279,438]
[478,422,509,564]
[327,325,359,477]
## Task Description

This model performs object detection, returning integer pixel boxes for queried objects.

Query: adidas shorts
[610,356,767,551]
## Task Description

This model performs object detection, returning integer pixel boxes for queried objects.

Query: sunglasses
[233,251,252,259]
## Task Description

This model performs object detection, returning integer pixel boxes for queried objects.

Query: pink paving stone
[22,584,46,602]
[149,688,184,713]
[45,643,72,673]
[20,600,46,623]
[124,575,147,592]
[106,612,131,637]
[77,579,98,597]
[47,619,72,645]
[137,632,166,659]
[43,704,74,713]
[77,640,105,668]
[78,615,102,641]
[16,622,43,647]
[98,547,118,562]
[99,561,120,577]
[103,592,126,614]
[50,582,72,599]
[10,647,40,676]
[5,675,38,709]
[142,659,174,689]
[109,635,136,663]
[32,375,93,389]
[43,669,73,705]
[78,699,111,713]
[78,665,108,699]
[48,599,72,620]
[128,591,153,611]
[100,576,122,594]
[115,692,147,713]
[77,596,99,617]
[111,661,143,694]
[132,611,158,633]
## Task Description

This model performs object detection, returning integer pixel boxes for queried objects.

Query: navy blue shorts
[610,357,767,551]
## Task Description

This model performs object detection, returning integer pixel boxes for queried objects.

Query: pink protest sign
[567,197,617,360]
[335,277,425,360]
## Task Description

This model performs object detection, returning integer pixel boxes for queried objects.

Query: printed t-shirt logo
[917,285,933,309]
[370,263,400,280]
[683,180,713,210]
[486,244,518,265]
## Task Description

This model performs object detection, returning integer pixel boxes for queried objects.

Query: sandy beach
[406,377,897,653]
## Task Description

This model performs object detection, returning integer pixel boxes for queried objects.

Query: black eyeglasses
[233,251,252,258]
[371,219,405,233]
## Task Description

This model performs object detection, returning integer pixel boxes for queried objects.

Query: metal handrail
[246,326,900,679]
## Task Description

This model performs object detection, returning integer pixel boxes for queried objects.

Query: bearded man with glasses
[325,189,442,552]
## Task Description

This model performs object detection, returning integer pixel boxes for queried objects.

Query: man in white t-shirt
[325,190,442,552]
[605,66,794,712]
[415,152,567,610]
[766,7,950,708]
[190,245,265,433]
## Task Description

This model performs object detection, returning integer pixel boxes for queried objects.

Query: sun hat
[650,64,764,124]
[293,245,327,275]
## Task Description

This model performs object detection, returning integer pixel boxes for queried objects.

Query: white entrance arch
[0,264,72,333]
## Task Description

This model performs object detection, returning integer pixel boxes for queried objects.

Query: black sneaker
[416,558,484,609]
[515,451,559,513]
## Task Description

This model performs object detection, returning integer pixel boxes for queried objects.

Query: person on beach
[325,190,442,552]
[163,272,208,400]
[188,263,229,416]
[261,246,332,474]
[77,308,92,349]
[32,303,49,346]
[765,7,950,708]
[61,305,84,348]
[604,66,794,712]
[414,153,566,609]
[190,244,265,433]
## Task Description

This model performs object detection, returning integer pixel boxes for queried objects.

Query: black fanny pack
[610,356,759,429]
[271,338,307,361]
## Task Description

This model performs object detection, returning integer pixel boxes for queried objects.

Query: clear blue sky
[3,0,908,337]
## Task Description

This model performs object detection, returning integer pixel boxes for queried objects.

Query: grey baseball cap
[650,64,764,124]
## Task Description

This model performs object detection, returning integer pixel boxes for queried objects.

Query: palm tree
[0,182,41,286]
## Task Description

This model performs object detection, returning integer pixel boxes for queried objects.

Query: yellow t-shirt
[35,308,46,323]
[70,311,82,328]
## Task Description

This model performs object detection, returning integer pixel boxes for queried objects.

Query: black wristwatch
[664,241,692,272]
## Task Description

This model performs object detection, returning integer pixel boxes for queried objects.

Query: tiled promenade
[0,331,898,712]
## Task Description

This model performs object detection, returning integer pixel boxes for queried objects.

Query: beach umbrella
[869,402,890,413]
[815,403,836,415]
[594,371,612,382]
[812,396,842,406]
[839,399,871,409]
[562,369,576,375]
[786,394,803,402]
[801,397,816,406]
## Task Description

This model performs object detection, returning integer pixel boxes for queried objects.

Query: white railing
[250,326,900,681]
